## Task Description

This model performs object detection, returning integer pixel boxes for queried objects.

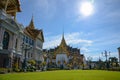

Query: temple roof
[0,0,21,16]
[55,34,69,56]
[59,34,67,47]
[28,16,35,29]
[24,17,44,42]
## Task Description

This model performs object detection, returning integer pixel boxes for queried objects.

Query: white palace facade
[0,0,44,69]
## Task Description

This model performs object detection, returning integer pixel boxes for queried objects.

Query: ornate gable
[37,30,44,42]
[55,34,69,56]
[0,0,21,16]
[24,17,44,42]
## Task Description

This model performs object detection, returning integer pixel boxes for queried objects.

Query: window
[23,35,25,42]
[26,36,28,43]
[3,31,10,49]
[31,40,34,45]
[15,39,18,50]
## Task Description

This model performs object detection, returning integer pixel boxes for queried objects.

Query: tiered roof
[0,0,21,16]
[55,34,69,56]
[24,17,44,42]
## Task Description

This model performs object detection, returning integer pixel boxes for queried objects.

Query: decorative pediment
[55,34,69,56]
[0,0,21,16]
[37,31,44,42]
[24,17,44,42]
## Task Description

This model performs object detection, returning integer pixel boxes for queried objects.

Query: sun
[80,2,94,16]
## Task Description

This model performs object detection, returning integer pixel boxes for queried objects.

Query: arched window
[3,31,10,49]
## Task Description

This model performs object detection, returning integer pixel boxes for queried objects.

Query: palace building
[0,0,44,69]
[0,0,85,70]
[43,34,85,69]
[0,0,23,68]
[22,17,44,68]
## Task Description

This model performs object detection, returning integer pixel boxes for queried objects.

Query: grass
[0,70,120,80]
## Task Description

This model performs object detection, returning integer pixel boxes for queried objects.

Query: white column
[8,34,12,50]
[8,34,17,53]
[118,47,120,64]
[0,27,5,49]
[13,35,17,50]
[17,36,23,54]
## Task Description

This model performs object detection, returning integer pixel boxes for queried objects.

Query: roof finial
[62,26,64,38]
[32,13,34,21]
[28,14,35,29]
[60,26,67,46]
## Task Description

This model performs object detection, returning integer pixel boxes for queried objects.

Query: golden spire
[55,33,69,56]
[60,33,67,47]
[60,27,67,47]
[28,15,35,29]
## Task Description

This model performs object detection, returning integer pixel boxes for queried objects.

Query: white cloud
[43,32,94,61]
[65,32,93,45]
[43,32,93,52]
[81,47,90,53]
[110,52,119,58]
[93,33,120,47]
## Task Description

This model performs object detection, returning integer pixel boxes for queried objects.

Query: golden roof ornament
[60,33,67,48]
[28,15,35,29]
[24,16,44,42]
[0,0,21,16]
[55,33,69,56]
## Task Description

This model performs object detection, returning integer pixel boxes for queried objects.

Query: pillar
[8,34,17,52]
[118,47,120,64]
[8,34,17,68]
[17,36,22,54]
[12,35,17,51]
[0,27,5,49]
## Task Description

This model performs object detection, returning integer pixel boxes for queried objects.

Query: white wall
[56,54,68,66]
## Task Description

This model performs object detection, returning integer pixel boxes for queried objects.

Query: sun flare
[80,2,94,16]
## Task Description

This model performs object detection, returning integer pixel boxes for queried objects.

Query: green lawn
[0,70,120,80]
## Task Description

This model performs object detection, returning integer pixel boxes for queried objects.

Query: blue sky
[17,0,120,61]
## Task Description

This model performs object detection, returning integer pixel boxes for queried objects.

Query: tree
[28,60,36,66]
[87,56,92,69]
[27,60,36,71]
[109,57,118,67]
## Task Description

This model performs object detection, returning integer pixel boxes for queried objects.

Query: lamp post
[102,50,110,69]
[21,42,32,72]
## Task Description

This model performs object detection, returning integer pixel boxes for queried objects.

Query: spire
[62,26,64,38]
[62,26,65,41]
[55,30,69,56]
[61,36,66,46]
[60,31,67,47]
[28,15,35,29]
